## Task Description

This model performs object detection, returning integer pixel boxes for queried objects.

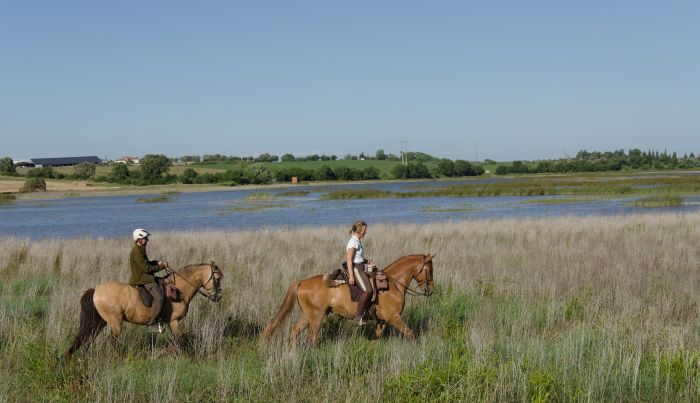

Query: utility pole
[401,140,408,166]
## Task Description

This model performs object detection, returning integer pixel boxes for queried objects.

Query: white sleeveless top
[346,235,365,264]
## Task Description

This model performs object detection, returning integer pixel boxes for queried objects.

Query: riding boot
[355,292,371,325]
[145,283,165,326]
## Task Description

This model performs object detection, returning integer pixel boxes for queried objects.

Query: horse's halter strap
[167,265,220,302]
[384,259,433,297]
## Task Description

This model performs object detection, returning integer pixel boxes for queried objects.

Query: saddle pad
[138,285,153,307]
[348,283,364,302]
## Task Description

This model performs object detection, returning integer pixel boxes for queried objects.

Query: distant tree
[180,155,201,163]
[436,159,455,177]
[20,177,46,192]
[392,162,431,179]
[73,162,96,180]
[407,152,436,162]
[0,157,16,175]
[333,166,355,180]
[510,161,529,174]
[256,153,278,162]
[246,165,272,184]
[281,153,295,162]
[180,168,198,184]
[316,165,336,180]
[139,154,172,183]
[109,164,131,182]
[408,162,431,178]
[343,154,354,161]
[375,149,387,161]
[330,155,338,161]
[361,166,380,180]
[26,166,62,179]
[392,164,409,179]
[454,160,484,176]
[359,152,367,160]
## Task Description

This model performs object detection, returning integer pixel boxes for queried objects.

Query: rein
[166,265,219,302]
[383,261,432,297]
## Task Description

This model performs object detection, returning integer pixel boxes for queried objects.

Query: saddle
[137,279,180,307]
[326,263,389,303]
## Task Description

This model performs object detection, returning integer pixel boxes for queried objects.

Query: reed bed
[631,195,684,208]
[135,196,172,203]
[1,213,700,401]
[0,194,16,204]
[322,173,700,200]
[244,192,277,201]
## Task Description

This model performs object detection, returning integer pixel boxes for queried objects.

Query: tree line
[178,149,436,164]
[494,149,700,175]
[3,148,698,188]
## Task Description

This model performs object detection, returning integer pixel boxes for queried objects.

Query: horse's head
[414,254,435,296]
[201,261,224,302]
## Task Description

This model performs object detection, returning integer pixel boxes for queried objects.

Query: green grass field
[1,214,699,401]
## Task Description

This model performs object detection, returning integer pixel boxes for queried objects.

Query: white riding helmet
[132,228,150,241]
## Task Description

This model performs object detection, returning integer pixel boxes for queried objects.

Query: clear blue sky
[2,1,699,161]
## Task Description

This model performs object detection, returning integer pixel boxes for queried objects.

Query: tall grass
[1,213,700,401]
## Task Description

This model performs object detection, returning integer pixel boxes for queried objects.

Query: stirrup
[148,322,165,334]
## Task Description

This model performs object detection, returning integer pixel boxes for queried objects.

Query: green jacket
[128,244,161,286]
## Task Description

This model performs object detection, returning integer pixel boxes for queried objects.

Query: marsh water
[2,178,700,239]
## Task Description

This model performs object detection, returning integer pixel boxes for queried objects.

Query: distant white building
[116,156,140,164]
[12,159,34,167]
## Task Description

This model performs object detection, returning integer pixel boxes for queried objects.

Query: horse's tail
[261,281,299,341]
[64,288,106,357]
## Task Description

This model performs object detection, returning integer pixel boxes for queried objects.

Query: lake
[2,179,699,239]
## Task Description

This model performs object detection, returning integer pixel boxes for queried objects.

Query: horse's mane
[382,254,424,273]
[177,263,211,275]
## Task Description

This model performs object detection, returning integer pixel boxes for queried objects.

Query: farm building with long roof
[30,156,102,167]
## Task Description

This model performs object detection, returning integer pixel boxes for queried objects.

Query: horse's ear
[426,253,436,261]
[209,260,215,266]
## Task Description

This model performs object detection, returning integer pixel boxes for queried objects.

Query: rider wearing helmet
[128,228,168,331]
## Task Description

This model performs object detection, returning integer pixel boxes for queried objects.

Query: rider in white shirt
[346,220,376,325]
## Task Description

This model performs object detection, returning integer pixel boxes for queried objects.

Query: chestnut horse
[262,254,435,346]
[65,262,223,356]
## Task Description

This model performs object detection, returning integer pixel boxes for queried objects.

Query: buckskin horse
[262,254,435,346]
[65,262,223,356]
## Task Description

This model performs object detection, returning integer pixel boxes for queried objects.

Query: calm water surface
[2,179,699,239]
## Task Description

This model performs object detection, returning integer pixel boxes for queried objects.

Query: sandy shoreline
[0,180,309,200]
[0,178,381,200]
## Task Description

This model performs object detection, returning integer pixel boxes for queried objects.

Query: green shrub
[20,177,47,192]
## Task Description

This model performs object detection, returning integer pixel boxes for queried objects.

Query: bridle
[167,263,222,302]
[384,257,434,297]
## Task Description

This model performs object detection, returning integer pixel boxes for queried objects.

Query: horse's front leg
[167,319,183,349]
[387,315,415,341]
[159,319,184,355]
[374,323,387,340]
